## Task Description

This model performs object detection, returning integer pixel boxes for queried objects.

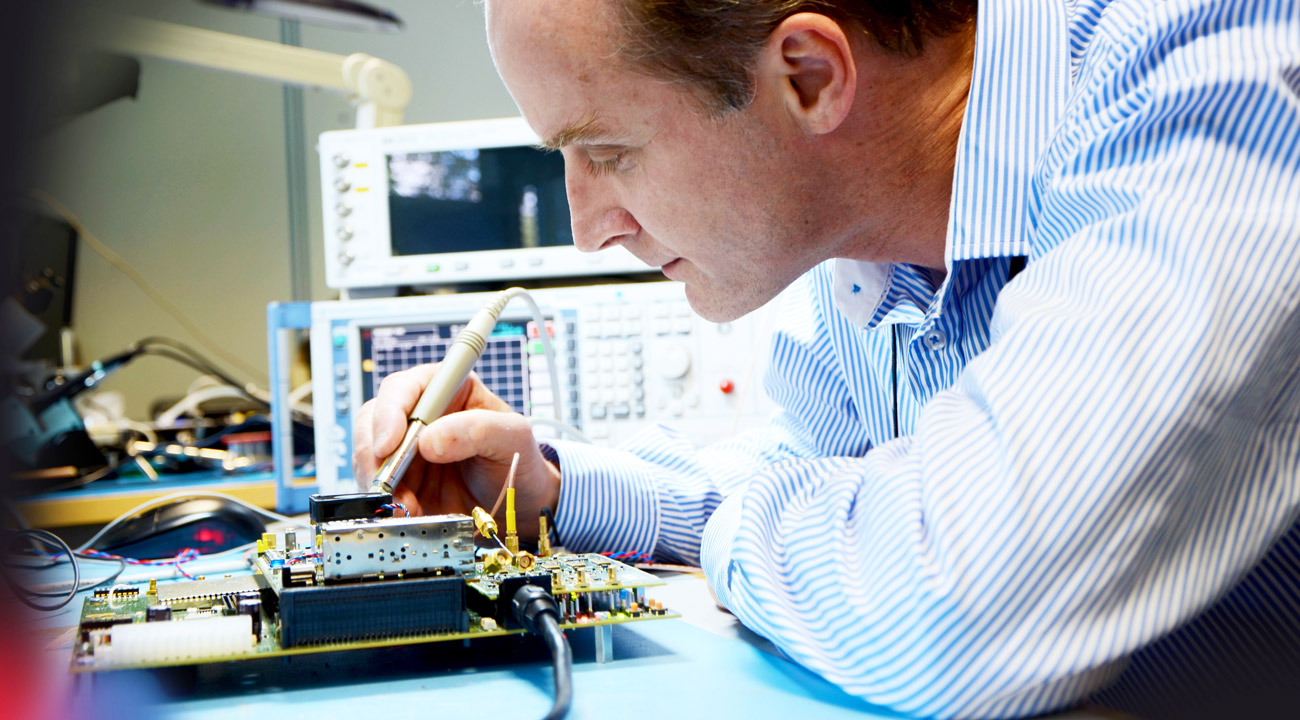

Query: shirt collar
[832,0,1071,328]
[832,260,935,328]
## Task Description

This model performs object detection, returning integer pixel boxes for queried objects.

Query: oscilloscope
[319,117,648,290]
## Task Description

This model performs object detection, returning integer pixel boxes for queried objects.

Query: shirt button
[923,329,948,351]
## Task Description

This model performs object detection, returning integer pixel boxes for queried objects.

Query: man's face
[487,0,828,321]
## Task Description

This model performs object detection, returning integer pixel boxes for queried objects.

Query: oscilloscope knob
[658,344,692,380]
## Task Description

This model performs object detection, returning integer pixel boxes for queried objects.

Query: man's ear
[755,12,857,135]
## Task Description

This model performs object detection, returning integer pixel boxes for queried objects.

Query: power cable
[511,584,572,720]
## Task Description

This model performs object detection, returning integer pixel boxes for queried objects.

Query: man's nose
[565,163,640,252]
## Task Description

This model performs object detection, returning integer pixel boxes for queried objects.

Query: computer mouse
[91,497,269,559]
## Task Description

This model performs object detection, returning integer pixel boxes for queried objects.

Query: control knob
[658,344,691,380]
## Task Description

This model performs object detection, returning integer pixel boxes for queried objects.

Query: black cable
[31,336,268,416]
[24,556,126,597]
[137,346,269,409]
[535,613,573,720]
[137,341,314,427]
[28,347,143,413]
[891,326,900,439]
[5,527,131,607]
[136,336,246,384]
[1008,255,1027,281]
[2,529,79,611]
[512,584,573,720]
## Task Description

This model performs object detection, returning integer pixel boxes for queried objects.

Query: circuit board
[70,493,676,672]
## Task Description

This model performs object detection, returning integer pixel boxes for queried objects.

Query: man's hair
[616,1,978,114]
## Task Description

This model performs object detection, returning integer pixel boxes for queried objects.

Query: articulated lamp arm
[80,13,412,128]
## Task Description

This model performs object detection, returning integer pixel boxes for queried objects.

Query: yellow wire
[27,190,267,381]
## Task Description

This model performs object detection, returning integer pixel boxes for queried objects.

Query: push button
[923,329,948,351]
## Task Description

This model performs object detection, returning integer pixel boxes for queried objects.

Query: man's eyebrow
[540,116,612,150]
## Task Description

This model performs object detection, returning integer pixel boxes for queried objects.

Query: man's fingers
[371,365,492,453]
[370,364,442,453]
[352,400,378,488]
[419,409,533,465]
[371,400,411,457]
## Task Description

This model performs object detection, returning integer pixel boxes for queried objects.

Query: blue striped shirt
[550,0,1300,716]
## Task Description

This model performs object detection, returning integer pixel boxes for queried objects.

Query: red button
[719,379,735,394]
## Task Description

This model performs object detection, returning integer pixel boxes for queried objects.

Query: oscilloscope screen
[358,320,532,415]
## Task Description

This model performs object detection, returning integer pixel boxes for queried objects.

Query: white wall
[34,0,518,418]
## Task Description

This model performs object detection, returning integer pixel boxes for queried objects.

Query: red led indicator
[196,528,227,545]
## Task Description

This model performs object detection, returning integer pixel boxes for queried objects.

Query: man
[355,1,1300,717]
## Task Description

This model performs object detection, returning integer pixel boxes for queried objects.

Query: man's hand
[353,363,561,536]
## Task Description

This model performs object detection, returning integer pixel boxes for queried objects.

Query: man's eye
[585,152,631,177]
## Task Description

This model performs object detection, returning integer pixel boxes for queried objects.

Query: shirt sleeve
[549,270,875,564]
[554,5,1300,719]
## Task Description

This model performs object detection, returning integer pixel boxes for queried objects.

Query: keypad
[580,301,691,431]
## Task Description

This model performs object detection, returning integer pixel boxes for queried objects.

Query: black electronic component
[309,492,394,524]
[280,563,316,588]
[468,572,552,630]
[79,617,133,642]
[93,586,139,598]
[146,605,172,622]
[277,574,466,647]
[237,593,262,637]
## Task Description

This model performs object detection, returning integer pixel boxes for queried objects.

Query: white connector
[98,615,254,667]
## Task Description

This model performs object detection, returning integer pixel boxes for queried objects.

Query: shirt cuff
[546,439,660,556]
[701,492,745,612]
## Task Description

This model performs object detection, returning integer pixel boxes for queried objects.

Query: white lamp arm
[343,52,412,129]
[80,13,412,128]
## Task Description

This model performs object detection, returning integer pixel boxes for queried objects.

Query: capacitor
[238,595,262,637]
